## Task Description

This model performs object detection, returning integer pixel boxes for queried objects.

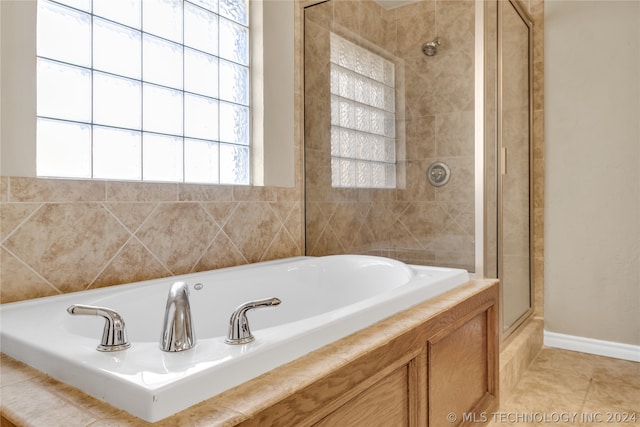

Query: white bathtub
[0,255,469,422]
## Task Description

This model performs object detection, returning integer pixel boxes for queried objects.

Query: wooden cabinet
[237,282,498,427]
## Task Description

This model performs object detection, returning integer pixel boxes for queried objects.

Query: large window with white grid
[36,0,250,184]
[330,33,396,189]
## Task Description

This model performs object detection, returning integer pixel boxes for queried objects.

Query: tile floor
[487,347,640,427]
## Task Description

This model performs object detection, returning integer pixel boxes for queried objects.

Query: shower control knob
[427,162,451,187]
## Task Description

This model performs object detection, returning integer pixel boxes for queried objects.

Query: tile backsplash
[0,176,303,303]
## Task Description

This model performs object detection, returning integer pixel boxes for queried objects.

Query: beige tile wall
[0,177,303,303]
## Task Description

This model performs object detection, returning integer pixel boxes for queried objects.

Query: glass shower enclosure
[302,0,534,335]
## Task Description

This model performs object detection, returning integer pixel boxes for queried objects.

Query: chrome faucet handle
[160,281,196,352]
[225,297,281,345]
[67,304,131,352]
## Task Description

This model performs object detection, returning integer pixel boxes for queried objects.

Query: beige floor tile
[583,379,640,414]
[528,347,598,377]
[580,402,640,426]
[591,355,640,388]
[497,348,640,427]
[501,365,591,413]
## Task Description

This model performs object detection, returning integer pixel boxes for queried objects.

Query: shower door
[498,0,534,334]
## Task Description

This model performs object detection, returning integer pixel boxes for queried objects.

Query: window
[329,33,396,189]
[36,0,250,184]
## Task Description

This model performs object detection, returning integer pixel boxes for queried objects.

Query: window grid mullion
[216,4,221,185]
[36,0,250,184]
[90,8,95,178]
[140,0,145,180]
[182,0,186,183]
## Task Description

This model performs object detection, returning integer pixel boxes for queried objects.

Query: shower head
[421,37,441,57]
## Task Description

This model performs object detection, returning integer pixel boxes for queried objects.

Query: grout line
[259,203,288,262]
[579,378,594,414]
[131,233,174,277]
[188,206,221,272]
[0,203,46,246]
[220,228,249,265]
[215,201,240,229]
[0,243,62,297]
[86,202,161,289]
[86,233,134,291]
[117,202,173,275]
[274,203,302,252]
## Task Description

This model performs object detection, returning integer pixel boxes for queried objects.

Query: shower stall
[302,0,534,336]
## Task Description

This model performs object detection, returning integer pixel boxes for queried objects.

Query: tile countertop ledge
[1,279,498,427]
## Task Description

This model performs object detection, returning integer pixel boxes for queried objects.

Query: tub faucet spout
[160,281,196,352]
[226,297,281,345]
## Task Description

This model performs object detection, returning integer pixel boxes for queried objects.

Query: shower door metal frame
[496,0,535,338]
[474,0,486,279]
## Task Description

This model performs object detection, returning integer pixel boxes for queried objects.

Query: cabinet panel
[429,312,489,426]
[313,365,409,427]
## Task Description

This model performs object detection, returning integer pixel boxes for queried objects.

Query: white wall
[545,1,640,346]
[0,0,37,176]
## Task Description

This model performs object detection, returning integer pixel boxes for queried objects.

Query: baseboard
[544,330,640,362]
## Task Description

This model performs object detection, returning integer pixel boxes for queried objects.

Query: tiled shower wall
[305,0,476,270]
[0,177,303,303]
